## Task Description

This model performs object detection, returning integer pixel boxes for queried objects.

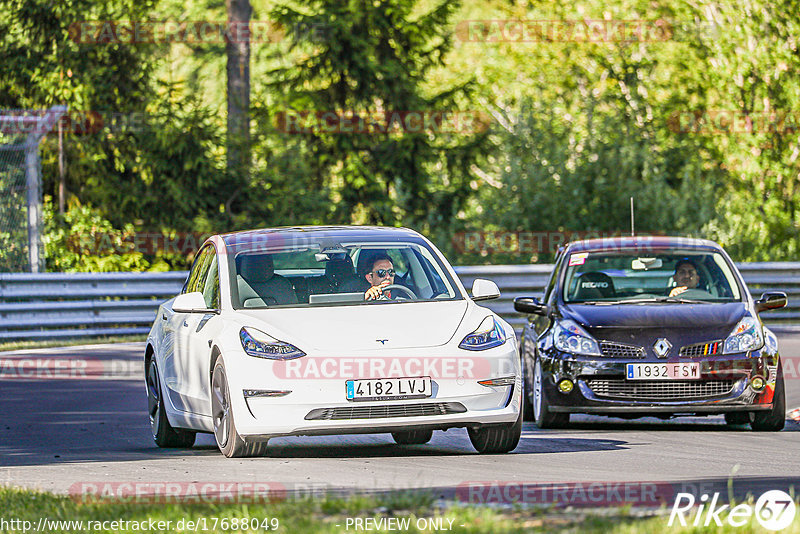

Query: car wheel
[521,352,535,422]
[468,405,522,454]
[391,429,433,445]
[533,358,569,429]
[147,358,196,448]
[724,412,750,426]
[750,362,786,432]
[211,355,269,458]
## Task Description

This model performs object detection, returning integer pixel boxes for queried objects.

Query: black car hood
[561,302,747,354]
[563,301,747,330]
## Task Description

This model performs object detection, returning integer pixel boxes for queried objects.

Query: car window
[562,250,741,303]
[544,250,564,304]
[201,253,220,309]
[185,245,215,294]
[226,238,461,308]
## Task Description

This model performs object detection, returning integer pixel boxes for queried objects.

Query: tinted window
[185,245,214,295]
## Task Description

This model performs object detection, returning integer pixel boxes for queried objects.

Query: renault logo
[653,338,672,358]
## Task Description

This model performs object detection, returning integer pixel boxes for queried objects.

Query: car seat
[574,272,616,300]
[236,254,298,306]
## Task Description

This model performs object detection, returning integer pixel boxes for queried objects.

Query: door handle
[162,313,167,321]
[183,320,189,328]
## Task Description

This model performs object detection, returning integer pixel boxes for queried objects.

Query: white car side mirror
[471,279,500,301]
[173,291,219,313]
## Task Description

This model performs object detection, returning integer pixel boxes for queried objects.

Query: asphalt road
[1,336,799,507]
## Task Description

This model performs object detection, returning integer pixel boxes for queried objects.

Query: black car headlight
[240,327,306,360]
[723,317,764,354]
[553,319,602,356]
[459,316,506,351]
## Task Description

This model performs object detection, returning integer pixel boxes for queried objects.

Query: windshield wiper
[570,297,710,305]
[653,296,710,304]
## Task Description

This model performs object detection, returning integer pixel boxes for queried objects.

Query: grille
[304,402,467,421]
[587,379,735,400]
[680,340,724,358]
[599,341,645,358]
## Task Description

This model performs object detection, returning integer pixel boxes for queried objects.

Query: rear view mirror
[471,279,500,301]
[514,297,548,316]
[755,292,787,313]
[173,292,220,314]
[632,257,663,270]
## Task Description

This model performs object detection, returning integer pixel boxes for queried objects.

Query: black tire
[392,429,433,445]
[468,406,522,454]
[146,358,196,448]
[724,412,750,426]
[532,358,569,429]
[750,362,786,432]
[521,353,535,422]
[212,355,269,458]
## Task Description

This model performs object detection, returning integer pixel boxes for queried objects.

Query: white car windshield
[562,250,743,303]
[226,239,461,308]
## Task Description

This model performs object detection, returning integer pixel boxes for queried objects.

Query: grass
[1,487,798,533]
[0,335,146,353]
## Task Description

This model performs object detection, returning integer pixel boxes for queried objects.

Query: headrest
[238,254,275,283]
[325,256,355,280]
[576,271,615,298]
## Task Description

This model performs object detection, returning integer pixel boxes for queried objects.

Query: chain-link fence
[0,106,66,272]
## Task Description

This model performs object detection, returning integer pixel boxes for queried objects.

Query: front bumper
[540,350,779,415]
[225,341,522,439]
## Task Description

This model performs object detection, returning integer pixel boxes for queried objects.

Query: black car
[514,236,787,430]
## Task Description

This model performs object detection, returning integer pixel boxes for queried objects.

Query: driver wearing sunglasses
[364,254,397,300]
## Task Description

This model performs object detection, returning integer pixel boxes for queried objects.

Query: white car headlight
[240,327,306,360]
[553,319,602,356]
[723,317,764,354]
[459,316,506,351]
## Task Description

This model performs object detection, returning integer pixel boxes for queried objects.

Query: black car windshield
[562,250,742,304]
[225,237,461,309]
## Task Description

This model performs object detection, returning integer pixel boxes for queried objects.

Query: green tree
[257,0,488,238]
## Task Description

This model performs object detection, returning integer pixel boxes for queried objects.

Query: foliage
[1,0,799,270]
[257,0,488,239]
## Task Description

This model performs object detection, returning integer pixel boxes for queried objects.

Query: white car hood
[237,300,470,351]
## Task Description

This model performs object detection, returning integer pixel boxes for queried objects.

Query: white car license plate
[626,363,700,380]
[346,377,432,401]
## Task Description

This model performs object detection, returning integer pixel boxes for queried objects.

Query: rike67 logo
[669,490,797,531]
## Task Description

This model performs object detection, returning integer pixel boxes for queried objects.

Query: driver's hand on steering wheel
[365,279,392,300]
[669,286,688,297]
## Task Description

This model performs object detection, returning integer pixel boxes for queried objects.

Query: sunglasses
[372,268,395,278]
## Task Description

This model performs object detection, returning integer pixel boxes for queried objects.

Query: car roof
[565,236,724,254]
[219,225,423,247]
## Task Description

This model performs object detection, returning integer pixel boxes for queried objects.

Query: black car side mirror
[755,292,787,313]
[514,296,548,316]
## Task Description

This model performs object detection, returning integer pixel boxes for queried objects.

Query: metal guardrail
[1,263,799,341]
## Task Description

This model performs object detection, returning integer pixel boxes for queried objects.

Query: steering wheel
[381,284,417,300]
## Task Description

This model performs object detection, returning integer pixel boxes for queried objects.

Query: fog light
[750,376,766,392]
[557,379,574,394]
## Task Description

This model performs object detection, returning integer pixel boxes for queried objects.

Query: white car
[145,226,521,457]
